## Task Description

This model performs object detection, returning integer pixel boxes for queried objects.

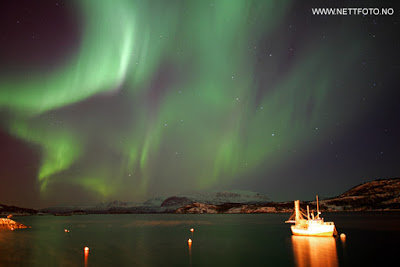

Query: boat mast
[294,200,300,221]
[316,195,320,219]
[307,205,310,220]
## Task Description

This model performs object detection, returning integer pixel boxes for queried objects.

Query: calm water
[1,213,400,266]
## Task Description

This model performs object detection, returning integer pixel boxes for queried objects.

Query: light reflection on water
[291,236,338,267]
[84,249,89,267]
[188,240,192,267]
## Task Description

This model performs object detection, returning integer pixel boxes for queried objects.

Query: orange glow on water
[188,238,192,265]
[291,236,338,267]
[188,237,193,257]
[84,248,89,267]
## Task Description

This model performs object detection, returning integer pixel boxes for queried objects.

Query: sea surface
[1,212,400,266]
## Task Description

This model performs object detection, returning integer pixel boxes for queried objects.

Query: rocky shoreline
[176,202,293,214]
[0,218,29,230]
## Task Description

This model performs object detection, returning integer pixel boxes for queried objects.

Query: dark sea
[1,213,399,266]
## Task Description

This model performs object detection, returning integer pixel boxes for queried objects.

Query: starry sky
[0,0,399,209]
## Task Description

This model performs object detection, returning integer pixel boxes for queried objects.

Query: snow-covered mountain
[179,190,270,205]
[41,190,270,213]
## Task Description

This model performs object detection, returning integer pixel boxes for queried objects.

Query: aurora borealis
[1,0,399,208]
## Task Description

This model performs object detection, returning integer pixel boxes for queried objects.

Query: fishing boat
[285,196,337,237]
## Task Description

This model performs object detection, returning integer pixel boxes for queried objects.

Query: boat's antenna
[316,195,320,219]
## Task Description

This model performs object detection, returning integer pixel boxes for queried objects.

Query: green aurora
[0,0,389,204]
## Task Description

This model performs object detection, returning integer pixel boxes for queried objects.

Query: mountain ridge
[2,177,399,215]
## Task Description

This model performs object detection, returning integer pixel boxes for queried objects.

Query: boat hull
[291,224,335,237]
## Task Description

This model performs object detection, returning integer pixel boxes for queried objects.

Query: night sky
[0,0,399,209]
